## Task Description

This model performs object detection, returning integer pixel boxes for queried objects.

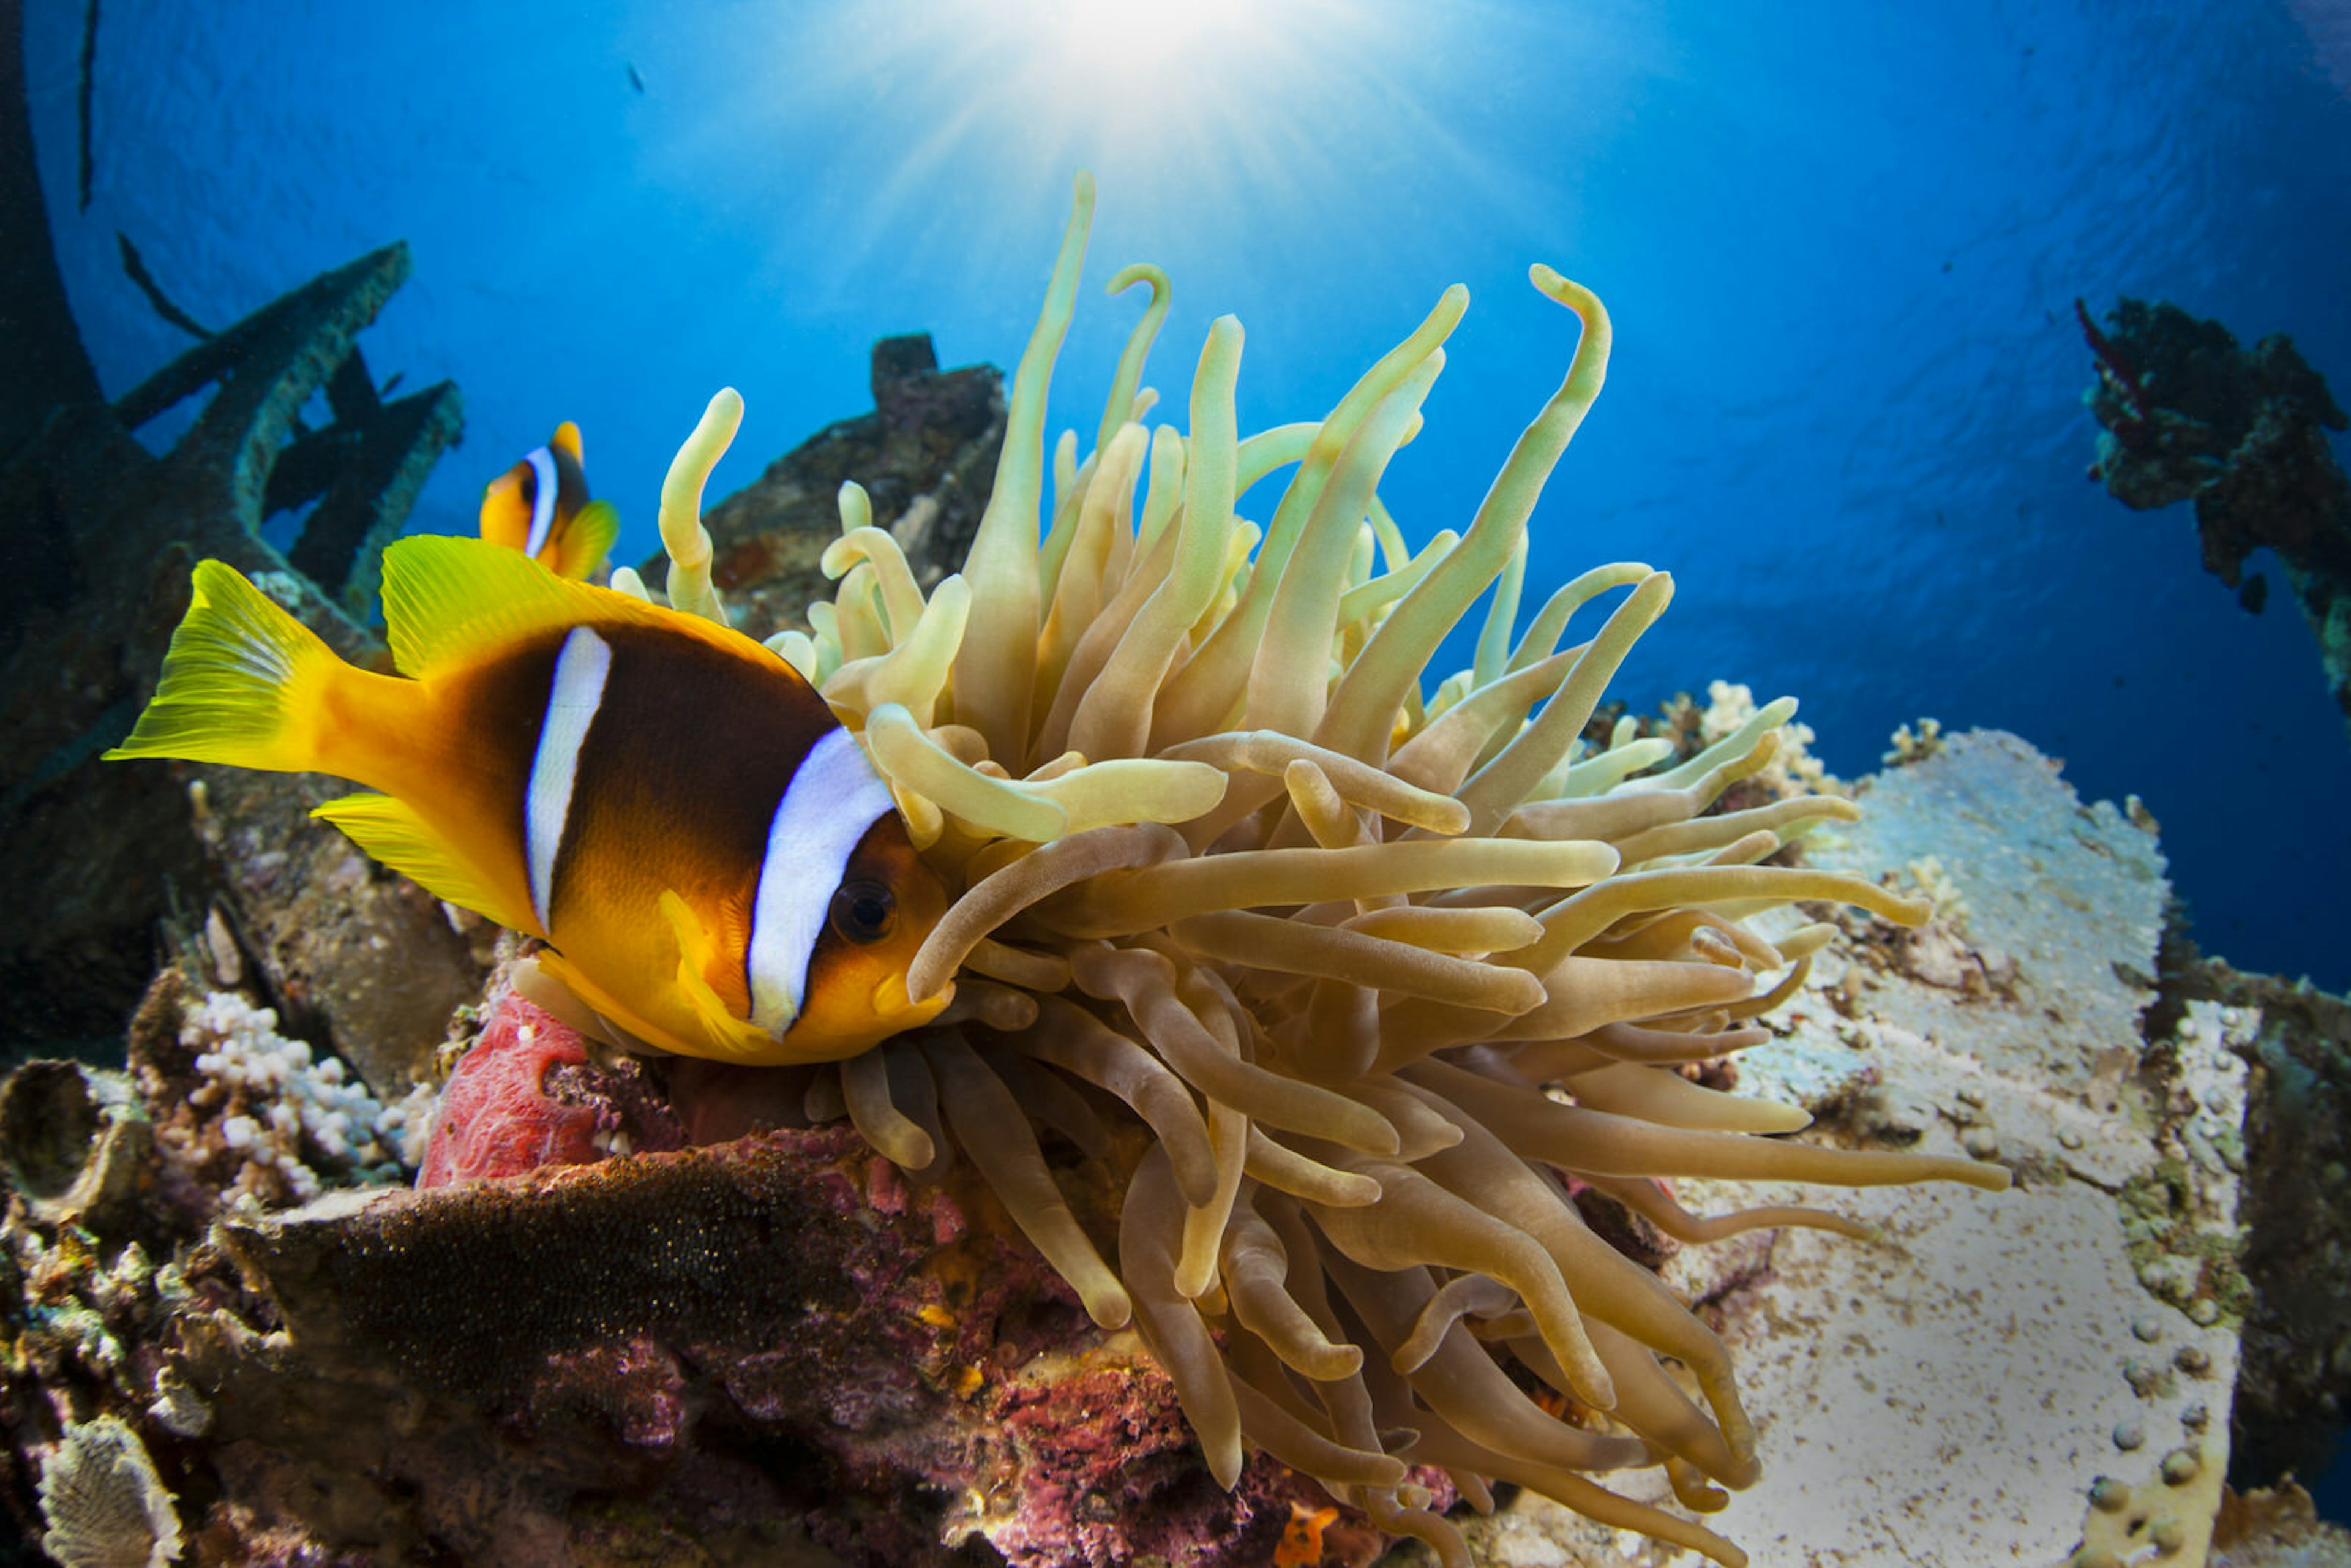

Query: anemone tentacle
[647,171,2004,1567]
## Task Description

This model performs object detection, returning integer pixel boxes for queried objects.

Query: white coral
[174,992,418,1204]
[1699,679,1839,796]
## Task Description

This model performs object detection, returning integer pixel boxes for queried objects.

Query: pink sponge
[417,993,604,1188]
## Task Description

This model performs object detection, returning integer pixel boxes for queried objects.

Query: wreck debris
[114,233,209,339]
[105,241,464,620]
[75,0,98,214]
[2154,932,2351,1496]
[0,0,478,1067]
[2078,296,2351,742]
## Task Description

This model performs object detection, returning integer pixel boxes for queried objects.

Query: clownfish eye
[830,880,898,945]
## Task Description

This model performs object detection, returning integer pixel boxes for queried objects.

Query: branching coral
[167,991,430,1206]
[637,173,2008,1566]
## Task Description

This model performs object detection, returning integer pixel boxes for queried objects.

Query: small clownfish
[1274,1501,1340,1567]
[479,422,620,580]
[107,535,953,1065]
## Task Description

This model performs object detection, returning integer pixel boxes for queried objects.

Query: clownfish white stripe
[746,726,895,1035]
[525,626,612,928]
[522,445,560,558]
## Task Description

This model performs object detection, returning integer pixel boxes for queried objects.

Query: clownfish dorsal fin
[550,421,583,464]
[659,889,783,1062]
[312,790,542,938]
[381,534,672,680]
[551,498,620,582]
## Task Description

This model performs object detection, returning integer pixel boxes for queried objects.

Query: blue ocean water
[21,0,2351,993]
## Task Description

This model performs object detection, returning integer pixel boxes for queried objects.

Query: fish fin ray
[312,792,541,937]
[381,533,669,678]
[104,560,340,772]
[659,890,782,1060]
[553,499,620,581]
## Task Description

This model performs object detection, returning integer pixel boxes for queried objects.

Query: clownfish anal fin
[659,890,781,1061]
[312,791,539,938]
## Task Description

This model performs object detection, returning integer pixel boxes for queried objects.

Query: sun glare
[758,0,1401,241]
[983,0,1336,148]
[1057,0,1261,80]
[707,0,1559,321]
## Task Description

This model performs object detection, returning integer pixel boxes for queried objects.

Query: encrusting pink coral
[416,993,603,1187]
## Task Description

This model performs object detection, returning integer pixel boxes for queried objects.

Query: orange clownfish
[107,536,953,1064]
[479,422,620,580]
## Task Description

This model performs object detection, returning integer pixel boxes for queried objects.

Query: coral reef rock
[181,1133,1306,1564]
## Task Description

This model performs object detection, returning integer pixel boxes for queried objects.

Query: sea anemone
[624,172,2007,1567]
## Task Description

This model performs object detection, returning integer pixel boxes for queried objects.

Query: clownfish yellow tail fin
[105,561,344,775]
[552,498,620,581]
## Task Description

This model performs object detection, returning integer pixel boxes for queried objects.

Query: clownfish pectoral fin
[378,534,667,680]
[312,792,542,938]
[549,498,619,581]
[659,890,784,1062]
